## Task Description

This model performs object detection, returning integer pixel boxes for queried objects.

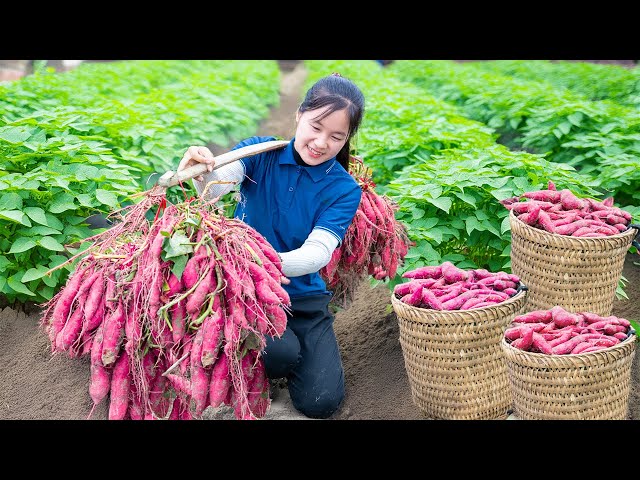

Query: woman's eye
[332,136,342,141]
[311,126,320,131]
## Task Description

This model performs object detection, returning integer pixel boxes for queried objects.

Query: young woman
[177,73,365,419]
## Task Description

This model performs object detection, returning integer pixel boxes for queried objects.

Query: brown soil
[1,60,638,421]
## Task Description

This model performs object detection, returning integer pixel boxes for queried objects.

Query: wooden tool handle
[157,140,290,188]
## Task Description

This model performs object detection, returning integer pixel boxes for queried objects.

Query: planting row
[389,60,640,207]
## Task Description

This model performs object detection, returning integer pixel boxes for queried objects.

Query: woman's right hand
[178,145,216,182]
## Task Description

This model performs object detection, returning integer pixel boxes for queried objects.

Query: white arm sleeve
[192,161,245,201]
[279,228,339,277]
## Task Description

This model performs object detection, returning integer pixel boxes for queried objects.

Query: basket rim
[501,331,637,359]
[508,209,637,244]
[390,286,527,318]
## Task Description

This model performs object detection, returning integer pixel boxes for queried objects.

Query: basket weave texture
[391,289,527,420]
[501,335,636,419]
[509,210,636,316]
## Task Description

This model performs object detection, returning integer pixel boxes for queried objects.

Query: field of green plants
[1,59,639,306]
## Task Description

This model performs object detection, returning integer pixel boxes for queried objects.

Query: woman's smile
[307,145,324,158]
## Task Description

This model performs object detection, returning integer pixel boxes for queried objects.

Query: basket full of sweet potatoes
[501,305,636,420]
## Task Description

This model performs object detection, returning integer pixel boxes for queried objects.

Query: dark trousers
[262,293,345,419]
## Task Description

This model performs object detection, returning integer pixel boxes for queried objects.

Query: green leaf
[17,225,62,236]
[0,192,23,210]
[43,272,59,288]
[50,177,70,190]
[8,237,37,254]
[76,193,95,207]
[427,196,452,213]
[442,253,465,262]
[21,180,41,190]
[512,176,531,192]
[453,191,477,208]
[465,216,482,236]
[413,184,443,198]
[7,276,36,296]
[486,176,510,189]
[0,210,31,226]
[38,236,65,252]
[171,255,188,280]
[39,285,55,301]
[64,224,94,240]
[410,217,439,230]
[567,112,583,126]
[425,226,444,244]
[500,216,511,234]
[0,126,31,144]
[164,231,194,259]
[184,216,202,228]
[456,259,478,269]
[0,255,12,272]
[479,219,501,237]
[403,249,422,259]
[49,193,77,214]
[142,139,156,153]
[48,255,69,268]
[21,265,49,282]
[558,121,572,135]
[411,207,425,220]
[24,207,49,226]
[616,283,629,300]
[65,215,89,226]
[74,165,100,181]
[413,241,439,263]
[95,189,118,208]
[65,241,92,257]
[450,217,464,230]
[45,213,64,230]
[487,237,505,251]
[475,210,489,221]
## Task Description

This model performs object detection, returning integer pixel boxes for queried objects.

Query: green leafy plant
[0,60,281,304]
[389,60,640,208]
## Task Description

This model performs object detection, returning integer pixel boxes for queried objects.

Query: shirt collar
[280,138,337,183]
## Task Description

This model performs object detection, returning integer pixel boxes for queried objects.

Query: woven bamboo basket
[391,289,527,420]
[501,333,637,420]
[509,210,638,316]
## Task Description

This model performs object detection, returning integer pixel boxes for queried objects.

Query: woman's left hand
[178,145,215,182]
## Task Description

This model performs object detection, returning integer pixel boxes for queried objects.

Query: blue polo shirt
[231,136,362,299]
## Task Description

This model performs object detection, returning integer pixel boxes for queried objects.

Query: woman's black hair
[298,73,365,171]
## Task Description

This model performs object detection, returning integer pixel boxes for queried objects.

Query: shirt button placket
[287,168,300,207]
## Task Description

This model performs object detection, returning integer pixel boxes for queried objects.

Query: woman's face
[294,106,350,166]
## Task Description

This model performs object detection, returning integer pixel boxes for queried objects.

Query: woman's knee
[290,377,345,419]
[262,329,300,379]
